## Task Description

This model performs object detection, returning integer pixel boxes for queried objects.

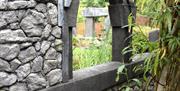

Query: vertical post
[85,17,95,37]
[109,0,135,63]
[58,0,79,82]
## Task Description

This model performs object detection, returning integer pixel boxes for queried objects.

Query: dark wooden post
[58,0,79,82]
[108,0,136,63]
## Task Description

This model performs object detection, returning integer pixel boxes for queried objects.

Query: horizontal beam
[40,60,144,91]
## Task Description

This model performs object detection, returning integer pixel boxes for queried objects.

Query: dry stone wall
[0,0,63,91]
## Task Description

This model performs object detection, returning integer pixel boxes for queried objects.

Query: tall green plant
[140,0,180,91]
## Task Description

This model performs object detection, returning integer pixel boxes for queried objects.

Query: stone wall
[0,0,63,91]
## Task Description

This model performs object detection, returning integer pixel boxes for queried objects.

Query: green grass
[73,31,112,70]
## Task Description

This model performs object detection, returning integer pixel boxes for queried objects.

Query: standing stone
[0,44,20,61]
[9,83,28,91]
[10,59,21,71]
[47,3,57,25]
[46,69,62,86]
[26,73,47,91]
[43,60,59,74]
[0,72,17,87]
[31,56,43,72]
[18,46,37,63]
[51,26,61,38]
[0,58,11,71]
[42,24,52,39]
[15,63,31,81]
[40,41,51,54]
[45,47,57,60]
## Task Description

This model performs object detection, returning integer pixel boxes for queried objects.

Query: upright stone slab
[82,8,108,37]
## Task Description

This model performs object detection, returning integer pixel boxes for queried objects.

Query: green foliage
[73,31,112,70]
[116,64,143,91]
[81,0,108,7]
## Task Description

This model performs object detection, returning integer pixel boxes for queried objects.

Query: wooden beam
[40,61,144,91]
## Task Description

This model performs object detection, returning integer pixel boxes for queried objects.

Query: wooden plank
[82,8,108,17]
[62,9,71,82]
[40,61,144,91]
[66,0,79,27]
[59,0,79,82]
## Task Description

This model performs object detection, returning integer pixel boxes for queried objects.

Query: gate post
[58,0,79,82]
[108,0,136,63]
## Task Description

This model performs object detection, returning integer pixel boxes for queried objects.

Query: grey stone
[1,11,19,24]
[149,30,159,42]
[20,10,45,37]
[35,3,47,13]
[20,43,32,49]
[7,0,36,10]
[51,43,55,47]
[55,45,63,52]
[0,18,7,29]
[40,41,51,54]
[35,42,41,51]
[7,1,28,10]
[15,63,31,81]
[8,22,20,30]
[0,29,39,43]
[45,47,57,60]
[0,0,7,10]
[0,44,20,61]
[57,53,62,68]
[47,3,57,25]
[0,72,17,87]
[27,0,37,8]
[52,26,61,38]
[26,73,46,91]
[30,10,45,24]
[18,46,37,63]
[0,58,11,71]
[55,39,63,46]
[10,59,21,71]
[9,83,28,91]
[43,60,59,74]
[42,24,52,39]
[31,56,43,72]
[0,87,9,91]
[15,10,26,21]
[46,69,62,86]
[54,39,63,52]
[48,35,55,42]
